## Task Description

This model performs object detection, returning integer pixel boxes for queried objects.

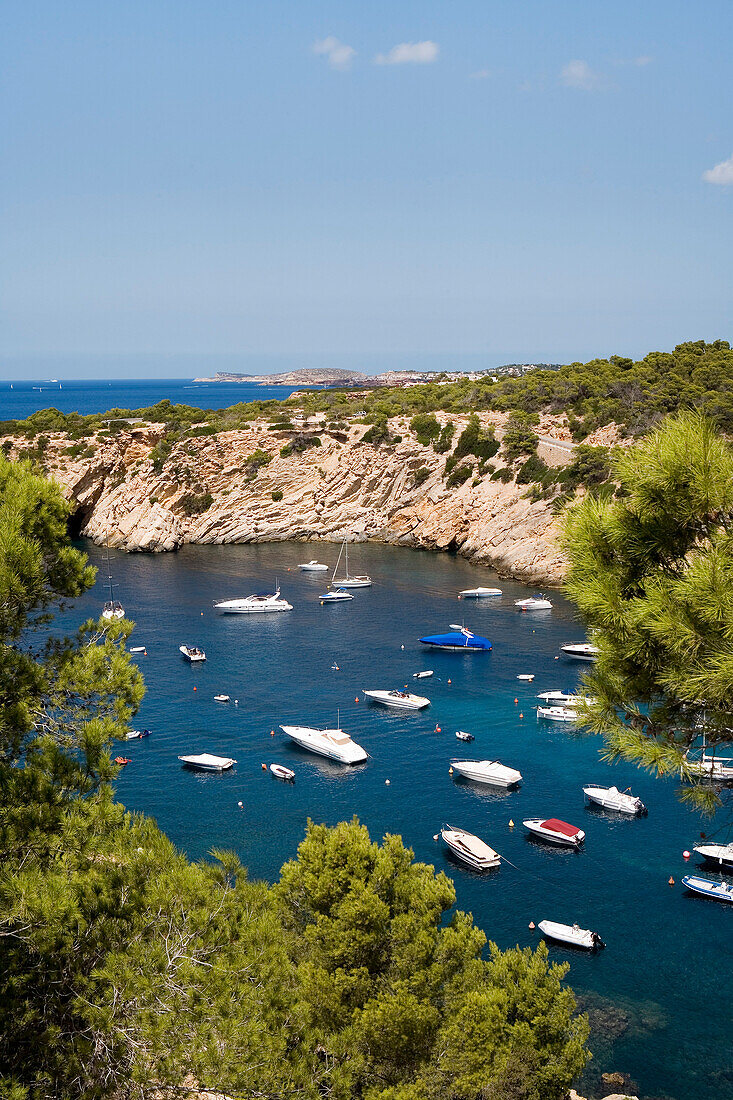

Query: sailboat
[330,537,372,588]
[101,541,125,620]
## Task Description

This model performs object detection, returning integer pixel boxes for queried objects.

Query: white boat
[693,843,733,868]
[537,705,577,723]
[455,730,474,742]
[130,646,147,654]
[523,818,585,847]
[517,674,534,681]
[280,723,368,764]
[180,645,206,662]
[319,588,354,603]
[214,587,293,614]
[682,749,733,781]
[178,753,236,771]
[269,763,295,781]
[560,642,599,661]
[299,560,328,571]
[538,920,605,950]
[515,594,553,611]
[214,694,230,703]
[362,689,430,710]
[440,826,501,871]
[451,759,523,788]
[125,729,151,740]
[682,875,733,903]
[331,537,372,588]
[459,586,502,598]
[101,541,125,620]
[537,690,596,705]
[583,784,647,815]
[413,670,434,679]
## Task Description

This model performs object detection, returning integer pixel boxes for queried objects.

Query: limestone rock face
[11,417,570,585]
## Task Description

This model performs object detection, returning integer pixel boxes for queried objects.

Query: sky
[1,0,732,378]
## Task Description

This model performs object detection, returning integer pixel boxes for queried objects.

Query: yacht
[101,541,125,620]
[440,826,501,871]
[179,645,206,662]
[450,759,523,788]
[537,920,605,950]
[693,842,733,868]
[419,626,492,651]
[515,594,553,611]
[523,818,585,847]
[583,784,647,815]
[331,537,372,588]
[537,705,578,723]
[560,642,599,661]
[280,723,368,764]
[299,560,328,571]
[178,753,236,771]
[319,588,354,603]
[362,689,430,710]
[682,747,733,781]
[459,586,502,598]
[214,587,293,614]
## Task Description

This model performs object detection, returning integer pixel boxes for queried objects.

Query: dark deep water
[60,540,733,1100]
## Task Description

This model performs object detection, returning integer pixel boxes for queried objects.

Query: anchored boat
[331,537,372,588]
[459,586,502,598]
[299,560,328,571]
[537,705,577,723]
[538,920,605,950]
[693,842,733,868]
[280,723,367,764]
[451,759,522,788]
[269,763,295,781]
[362,689,430,710]
[440,826,501,871]
[583,784,647,815]
[560,642,599,661]
[515,594,553,611]
[523,818,585,847]
[419,626,492,651]
[178,753,236,771]
[682,875,733,903]
[180,645,206,662]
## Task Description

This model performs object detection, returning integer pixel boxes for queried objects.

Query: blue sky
[2,0,732,376]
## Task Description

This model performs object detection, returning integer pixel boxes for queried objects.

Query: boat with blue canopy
[419,626,492,651]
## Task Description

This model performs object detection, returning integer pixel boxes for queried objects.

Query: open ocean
[52,539,733,1100]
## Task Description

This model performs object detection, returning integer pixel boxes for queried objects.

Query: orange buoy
[435,725,442,733]
[668,876,675,885]
[519,713,523,718]
[355,697,359,702]
[270,730,275,737]
[528,921,535,930]
[514,698,518,704]
[193,686,197,692]
[261,763,267,771]
[447,678,451,684]
[508,819,515,828]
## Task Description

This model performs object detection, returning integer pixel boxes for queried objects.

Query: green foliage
[410,413,441,445]
[557,445,611,491]
[454,414,499,462]
[516,454,549,485]
[177,490,214,515]
[244,447,272,474]
[446,463,473,488]
[272,489,284,501]
[412,466,431,487]
[563,412,733,811]
[502,412,540,463]
[362,417,392,445]
[433,421,455,453]
[148,437,174,473]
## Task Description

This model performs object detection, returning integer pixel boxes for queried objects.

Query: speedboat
[269,763,295,781]
[682,875,733,903]
[214,694,230,703]
[537,920,605,950]
[693,843,733,868]
[537,705,577,723]
[126,729,151,740]
[102,600,125,621]
[180,645,206,662]
[455,730,474,742]
[523,818,585,847]
[178,753,236,771]
[413,670,434,679]
[299,560,328,571]
[560,642,599,661]
[440,826,501,871]
[515,594,553,611]
[362,689,430,710]
[280,724,367,764]
[319,588,354,603]
[583,785,647,815]
[330,537,372,588]
[451,759,522,788]
[459,586,502,598]
[214,588,293,613]
[419,626,492,651]
[537,689,596,705]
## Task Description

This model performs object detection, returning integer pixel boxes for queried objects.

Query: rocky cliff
[5,413,572,585]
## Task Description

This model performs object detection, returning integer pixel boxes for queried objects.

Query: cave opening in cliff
[67,505,90,540]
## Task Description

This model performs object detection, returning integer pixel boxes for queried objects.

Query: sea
[52,538,732,1100]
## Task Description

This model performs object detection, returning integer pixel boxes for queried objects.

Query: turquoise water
[67,541,732,1100]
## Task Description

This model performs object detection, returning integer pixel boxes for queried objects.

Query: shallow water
[66,541,732,1100]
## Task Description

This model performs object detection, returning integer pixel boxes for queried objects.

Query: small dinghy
[126,729,151,740]
[319,588,354,603]
[523,818,585,847]
[538,920,605,950]
[114,756,131,766]
[299,560,328,571]
[269,763,295,782]
[455,729,474,742]
[440,826,501,871]
[517,674,534,681]
[214,694,230,703]
[178,753,236,772]
[537,705,578,723]
[515,594,553,611]
[362,689,430,710]
[413,670,434,679]
[583,784,647,815]
[180,645,206,662]
[682,875,733,903]
[451,759,522,788]
[130,646,147,654]
[693,842,733,868]
[459,586,502,598]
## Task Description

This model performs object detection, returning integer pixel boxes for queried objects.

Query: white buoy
[385,779,390,785]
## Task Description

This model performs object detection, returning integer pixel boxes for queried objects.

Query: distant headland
[192,364,559,386]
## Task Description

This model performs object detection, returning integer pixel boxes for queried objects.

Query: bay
[62,540,731,1100]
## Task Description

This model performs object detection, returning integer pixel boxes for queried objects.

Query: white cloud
[313,36,355,71]
[633,55,653,66]
[374,41,439,66]
[469,68,491,80]
[702,153,733,186]
[560,59,601,90]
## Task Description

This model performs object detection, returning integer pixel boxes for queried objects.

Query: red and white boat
[523,817,585,847]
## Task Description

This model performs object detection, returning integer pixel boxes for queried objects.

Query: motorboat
[459,586,502,598]
[451,759,522,788]
[299,560,328,571]
[515,594,553,611]
[440,826,501,871]
[319,588,354,603]
[130,646,147,654]
[560,642,599,661]
[362,689,430,710]
[682,875,733,903]
[693,843,733,868]
[537,705,577,723]
[331,537,372,588]
[180,645,206,662]
[214,587,293,613]
[214,694,230,703]
[455,730,474,742]
[269,763,295,781]
[517,674,535,681]
[523,818,585,847]
[583,785,647,815]
[419,626,492,651]
[178,753,236,771]
[126,729,151,740]
[101,541,125,620]
[537,690,596,705]
[280,723,367,764]
[537,920,605,950]
[413,670,434,679]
